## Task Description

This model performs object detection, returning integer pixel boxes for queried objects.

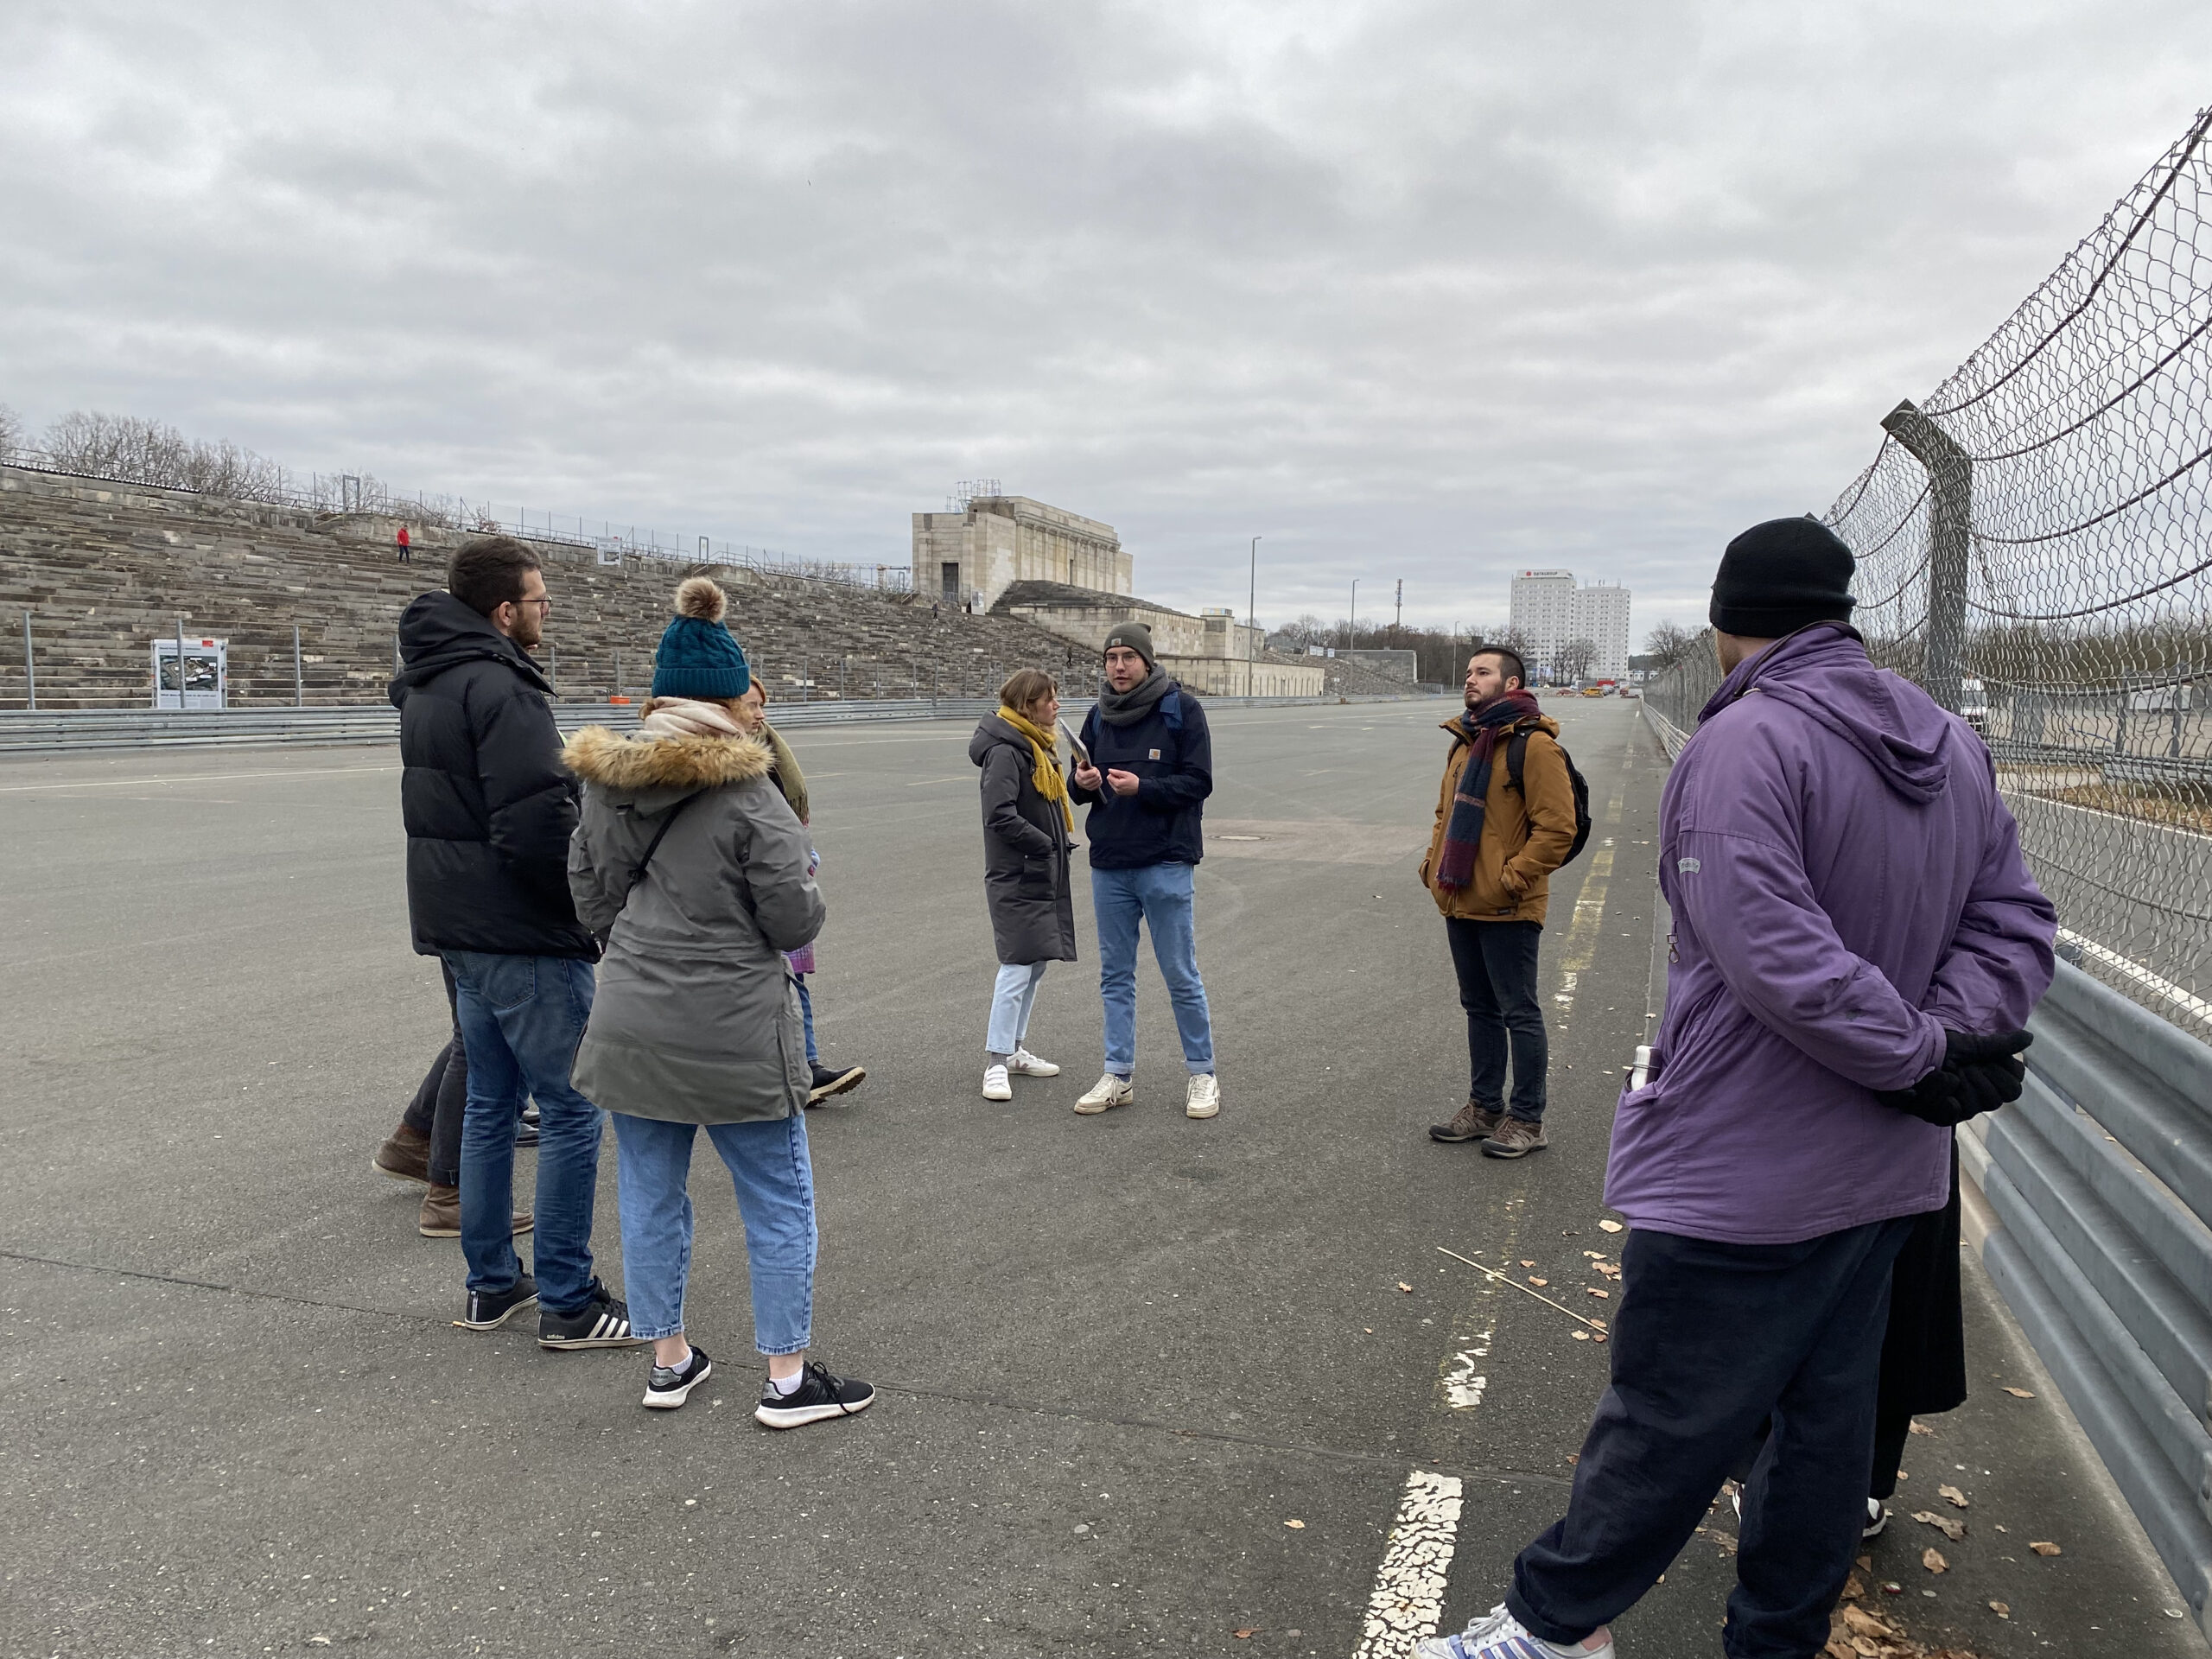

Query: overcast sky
[4,3,2209,638]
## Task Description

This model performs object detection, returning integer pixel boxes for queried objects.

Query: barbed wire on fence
[1646,105,2212,1041]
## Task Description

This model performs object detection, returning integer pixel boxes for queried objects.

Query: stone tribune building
[911,492,1322,696]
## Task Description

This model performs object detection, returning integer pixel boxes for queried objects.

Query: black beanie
[1709,517,1857,637]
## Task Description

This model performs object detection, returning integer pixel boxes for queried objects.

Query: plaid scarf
[1434,690,1541,891]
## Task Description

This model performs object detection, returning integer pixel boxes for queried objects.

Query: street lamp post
[1349,580,1359,656]
[1247,536,1261,698]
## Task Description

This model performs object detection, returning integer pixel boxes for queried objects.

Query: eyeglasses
[513,596,553,612]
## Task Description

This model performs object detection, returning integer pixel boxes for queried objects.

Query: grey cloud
[3,0,2209,637]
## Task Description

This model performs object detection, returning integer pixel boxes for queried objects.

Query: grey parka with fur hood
[563,723,825,1124]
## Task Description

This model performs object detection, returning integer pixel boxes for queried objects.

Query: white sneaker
[982,1064,1013,1102]
[1007,1048,1060,1077]
[1073,1073,1133,1115]
[1185,1072,1220,1119]
[1414,1604,1612,1659]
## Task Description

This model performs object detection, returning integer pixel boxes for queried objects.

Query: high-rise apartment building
[1508,569,1633,682]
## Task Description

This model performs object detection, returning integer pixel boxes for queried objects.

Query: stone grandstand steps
[1,464,1096,709]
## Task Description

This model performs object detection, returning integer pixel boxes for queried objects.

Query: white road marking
[1352,1469,1465,1658]
[0,764,402,791]
[1443,1347,1489,1409]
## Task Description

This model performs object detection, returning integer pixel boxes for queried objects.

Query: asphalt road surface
[1,696,2195,1659]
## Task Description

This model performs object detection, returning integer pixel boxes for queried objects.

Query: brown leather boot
[1428,1097,1504,1143]
[373,1122,432,1185]
[417,1185,533,1238]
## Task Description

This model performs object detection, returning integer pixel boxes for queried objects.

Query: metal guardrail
[0,692,1421,753]
[1963,959,2212,1634]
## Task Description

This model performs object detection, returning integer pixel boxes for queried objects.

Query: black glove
[1874,1029,2032,1127]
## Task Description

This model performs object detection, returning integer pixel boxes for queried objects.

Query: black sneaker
[754,1359,876,1429]
[455,1273,538,1331]
[537,1279,650,1350]
[807,1063,867,1107]
[643,1344,713,1409]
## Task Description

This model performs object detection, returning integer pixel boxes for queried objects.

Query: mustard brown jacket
[1419,711,1578,925]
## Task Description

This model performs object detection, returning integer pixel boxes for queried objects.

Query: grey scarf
[1096,664,1173,727]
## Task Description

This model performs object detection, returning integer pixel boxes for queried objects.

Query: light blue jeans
[1092,861,1214,1077]
[987,961,1049,1058]
[444,950,606,1315]
[611,1111,817,1352]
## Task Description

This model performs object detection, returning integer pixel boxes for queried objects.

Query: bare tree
[0,403,23,460]
[1554,636,1599,684]
[41,410,289,501]
[1643,620,1703,670]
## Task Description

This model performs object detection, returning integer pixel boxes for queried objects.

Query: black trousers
[1508,1216,1913,1659]
[1445,917,1547,1122]
[399,961,467,1188]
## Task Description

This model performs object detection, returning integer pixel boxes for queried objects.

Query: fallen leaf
[1923,1548,1948,1573]
[1363,1328,1373,1334]
[2030,1540,2061,1556]
[1842,1573,1866,1601]
[1591,1332,1607,1343]
[1988,1600,2011,1618]
[1938,1484,1969,1509]
[1588,1287,1610,1297]
[1233,1630,1257,1640]
[1599,1219,1624,1233]
[1566,1453,1580,1464]
[1397,1282,1414,1294]
[1589,1318,1607,1330]
[1840,1605,1889,1638]
[1856,1554,1873,1572]
[1908,1420,1934,1436]
[1520,1260,1537,1268]
[1283,1519,1305,1529]
[1912,1510,1965,1541]
[1528,1276,1548,1287]
[2001,1386,2035,1399]
[1572,1330,1592,1341]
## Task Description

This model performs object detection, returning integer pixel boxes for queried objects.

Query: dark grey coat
[563,724,825,1125]
[969,714,1078,967]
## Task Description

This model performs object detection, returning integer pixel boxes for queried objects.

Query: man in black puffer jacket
[389,536,644,1351]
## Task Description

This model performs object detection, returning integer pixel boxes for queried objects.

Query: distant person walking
[735,681,866,1106]
[969,669,1076,1101]
[391,535,643,1349]
[563,576,874,1426]
[396,524,411,563]
[1423,518,2055,1659]
[1068,622,1219,1120]
[1421,646,1577,1159]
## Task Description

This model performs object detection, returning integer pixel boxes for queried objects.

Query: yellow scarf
[998,705,1073,831]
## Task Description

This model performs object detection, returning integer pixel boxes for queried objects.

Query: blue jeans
[1092,861,1213,1077]
[444,950,606,1316]
[794,975,818,1065]
[987,961,1049,1057]
[612,1112,817,1353]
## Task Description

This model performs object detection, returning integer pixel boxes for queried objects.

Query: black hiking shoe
[455,1273,538,1331]
[537,1279,650,1350]
[807,1063,867,1106]
[643,1345,714,1409]
[754,1360,876,1430]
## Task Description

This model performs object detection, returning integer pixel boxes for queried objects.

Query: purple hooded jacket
[1606,624,2056,1244]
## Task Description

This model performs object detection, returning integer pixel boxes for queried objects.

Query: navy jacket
[389,593,596,960]
[1071,685,1212,869]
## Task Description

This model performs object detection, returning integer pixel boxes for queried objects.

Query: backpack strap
[1505,728,1530,792]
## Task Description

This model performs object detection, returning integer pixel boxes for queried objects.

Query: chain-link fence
[1647,106,2212,1042]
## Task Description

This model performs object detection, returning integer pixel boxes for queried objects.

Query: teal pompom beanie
[651,577,751,700]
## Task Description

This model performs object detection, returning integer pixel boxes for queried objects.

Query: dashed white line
[1352,1469,1465,1658]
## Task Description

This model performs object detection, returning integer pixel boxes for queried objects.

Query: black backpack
[1505,728,1593,868]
